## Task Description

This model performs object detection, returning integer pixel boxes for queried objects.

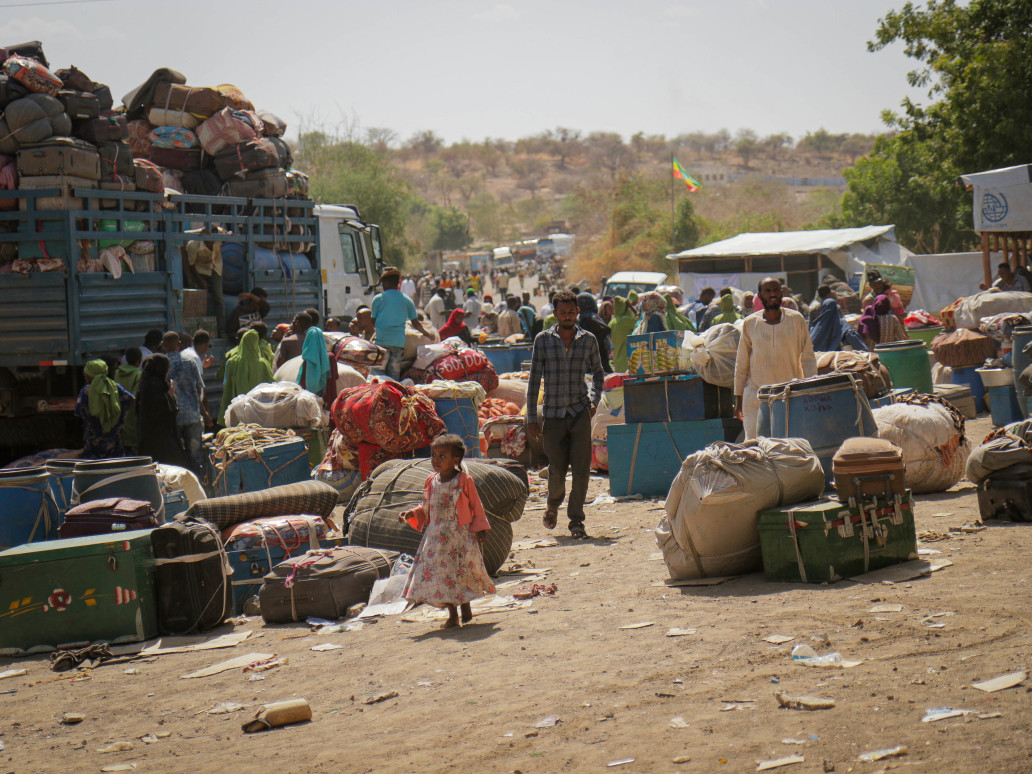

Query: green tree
[429,206,471,251]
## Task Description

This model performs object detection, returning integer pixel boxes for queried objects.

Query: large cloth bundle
[687,323,740,388]
[345,458,527,576]
[952,290,1032,331]
[155,463,206,506]
[225,380,327,429]
[183,480,338,530]
[487,379,528,408]
[196,107,263,156]
[425,355,499,393]
[966,420,1032,484]
[332,381,444,453]
[873,394,969,494]
[656,437,825,580]
[328,334,386,376]
[2,56,61,96]
[0,94,71,153]
[816,350,891,398]
[274,355,367,396]
[931,328,997,368]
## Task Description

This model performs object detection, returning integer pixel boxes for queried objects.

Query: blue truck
[0,186,383,463]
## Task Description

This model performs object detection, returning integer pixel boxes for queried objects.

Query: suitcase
[17,174,96,210]
[151,82,227,119]
[59,496,160,538]
[977,464,1032,522]
[286,170,309,198]
[53,65,97,92]
[133,158,163,193]
[832,437,906,501]
[57,88,99,120]
[1,40,49,68]
[226,537,347,614]
[266,136,292,168]
[258,546,398,623]
[17,138,101,179]
[98,140,134,178]
[0,530,158,655]
[933,384,977,420]
[757,491,917,583]
[150,519,232,635]
[214,138,280,181]
[149,145,204,171]
[98,174,138,209]
[92,84,113,112]
[76,111,129,143]
[209,437,310,496]
[623,373,734,423]
[224,168,288,199]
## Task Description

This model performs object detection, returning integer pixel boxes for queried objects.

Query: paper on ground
[869,604,904,613]
[0,669,27,680]
[653,576,736,587]
[971,670,1026,693]
[401,595,530,622]
[112,630,252,657]
[763,635,795,645]
[756,754,804,770]
[847,559,949,584]
[180,652,273,679]
[511,538,558,551]
[619,622,655,630]
[666,627,696,637]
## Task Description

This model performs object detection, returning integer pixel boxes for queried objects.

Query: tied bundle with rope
[209,424,310,496]
[966,419,1032,484]
[872,393,969,494]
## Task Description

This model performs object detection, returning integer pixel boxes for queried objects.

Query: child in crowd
[399,434,495,629]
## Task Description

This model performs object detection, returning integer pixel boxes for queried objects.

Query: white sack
[225,380,327,429]
[873,401,969,494]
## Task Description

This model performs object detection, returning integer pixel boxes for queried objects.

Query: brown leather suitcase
[76,111,129,143]
[224,168,287,199]
[57,89,99,120]
[149,145,204,171]
[213,138,279,180]
[833,437,906,501]
[59,497,159,538]
[17,174,96,210]
[98,140,134,178]
[17,138,101,179]
[98,174,138,209]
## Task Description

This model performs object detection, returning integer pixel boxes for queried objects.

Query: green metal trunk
[757,492,917,583]
[0,530,157,655]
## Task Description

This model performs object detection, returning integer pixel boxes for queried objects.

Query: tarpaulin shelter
[958,164,1032,285]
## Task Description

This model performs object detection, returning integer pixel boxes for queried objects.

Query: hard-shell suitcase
[209,437,310,496]
[149,145,204,171]
[224,168,288,199]
[0,530,158,655]
[76,111,128,143]
[17,173,96,210]
[133,158,163,193]
[17,137,101,179]
[977,463,1032,522]
[832,437,906,501]
[214,138,279,181]
[150,518,231,634]
[57,88,99,120]
[258,546,398,623]
[757,491,917,583]
[59,497,159,538]
[98,140,133,178]
[92,84,113,112]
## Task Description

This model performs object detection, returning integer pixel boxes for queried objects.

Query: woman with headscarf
[298,326,339,407]
[710,293,743,327]
[632,291,669,334]
[609,296,638,372]
[439,308,474,345]
[664,294,695,332]
[858,294,907,350]
[218,328,274,426]
[74,359,135,458]
[136,354,190,466]
[576,292,613,373]
[598,299,614,325]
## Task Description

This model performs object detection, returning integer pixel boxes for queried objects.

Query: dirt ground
[2,414,1031,774]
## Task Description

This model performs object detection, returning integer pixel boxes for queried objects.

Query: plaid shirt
[527,324,605,422]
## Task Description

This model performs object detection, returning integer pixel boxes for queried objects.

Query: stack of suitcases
[607,335,741,497]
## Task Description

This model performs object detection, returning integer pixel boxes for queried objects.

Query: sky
[3,0,929,145]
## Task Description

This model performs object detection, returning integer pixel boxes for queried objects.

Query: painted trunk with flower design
[0,530,157,655]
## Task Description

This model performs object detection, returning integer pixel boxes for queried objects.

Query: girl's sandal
[542,507,558,530]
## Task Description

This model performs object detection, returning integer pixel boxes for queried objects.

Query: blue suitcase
[209,438,310,497]
[623,373,734,424]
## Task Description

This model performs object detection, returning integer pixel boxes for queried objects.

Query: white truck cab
[318,203,384,319]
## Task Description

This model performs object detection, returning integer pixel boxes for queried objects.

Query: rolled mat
[343,458,527,576]
[182,480,338,530]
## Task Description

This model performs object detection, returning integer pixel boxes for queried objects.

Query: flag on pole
[672,158,702,192]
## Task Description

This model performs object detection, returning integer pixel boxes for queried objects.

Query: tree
[798,128,833,158]
[734,129,759,167]
[429,206,471,251]
[763,132,792,161]
[544,127,583,170]
[843,0,1032,252]
[586,132,633,178]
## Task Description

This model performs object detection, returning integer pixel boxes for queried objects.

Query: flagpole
[670,153,675,255]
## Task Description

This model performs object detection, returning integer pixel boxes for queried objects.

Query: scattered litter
[242,698,312,733]
[363,690,399,705]
[918,530,951,542]
[920,612,954,622]
[591,495,616,505]
[243,656,288,673]
[97,741,134,753]
[950,522,986,533]
[311,643,343,652]
[511,538,558,551]
[514,583,558,600]
[619,622,655,630]
[756,754,804,770]
[417,681,433,687]
[535,715,559,728]
[922,707,974,723]
[402,594,530,622]
[614,494,644,501]
[781,738,808,745]
[124,668,141,675]
[247,675,265,682]
[0,668,27,680]
[60,712,85,724]
[857,745,907,762]
[656,692,676,698]
[206,702,247,716]
[720,703,747,712]
[652,576,735,587]
[607,759,635,767]
[669,716,690,728]
[790,644,861,668]
[917,546,941,554]
[970,670,1026,693]
[978,712,1003,719]
[115,630,252,658]
[666,627,697,637]
[868,604,903,613]
[138,733,168,744]
[648,552,663,561]
[100,765,137,772]
[847,559,948,584]
[672,756,691,763]
[775,691,835,710]
[180,652,273,679]
[763,635,795,645]
[925,622,946,629]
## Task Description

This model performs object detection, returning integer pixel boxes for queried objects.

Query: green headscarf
[664,294,695,332]
[218,329,274,425]
[85,359,121,432]
[712,294,743,326]
[609,297,638,372]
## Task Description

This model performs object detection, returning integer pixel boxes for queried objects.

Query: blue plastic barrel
[163,490,190,521]
[479,345,512,375]
[951,366,987,414]
[432,397,483,458]
[756,373,877,486]
[0,467,60,549]
[44,459,78,517]
[220,243,312,297]
[987,384,1025,426]
[508,344,534,373]
[71,457,165,522]
[1012,326,1032,415]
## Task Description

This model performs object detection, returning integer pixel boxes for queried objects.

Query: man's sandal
[569,524,587,540]
[543,507,558,530]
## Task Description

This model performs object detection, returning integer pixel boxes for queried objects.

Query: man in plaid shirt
[527,289,606,539]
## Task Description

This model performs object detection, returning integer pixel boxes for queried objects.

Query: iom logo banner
[974,184,1032,231]
[982,191,1009,223]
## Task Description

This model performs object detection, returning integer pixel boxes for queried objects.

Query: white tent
[959,164,1032,232]
[902,252,986,313]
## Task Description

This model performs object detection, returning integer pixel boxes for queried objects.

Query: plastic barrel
[479,345,512,376]
[908,325,943,349]
[1012,325,1032,415]
[987,384,1025,427]
[432,397,483,458]
[71,457,165,522]
[951,365,987,414]
[44,459,78,517]
[756,373,878,486]
[875,340,934,395]
[508,344,534,374]
[0,467,61,549]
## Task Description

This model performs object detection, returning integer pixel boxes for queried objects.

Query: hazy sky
[4,0,927,145]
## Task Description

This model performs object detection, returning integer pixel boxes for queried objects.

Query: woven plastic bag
[873,394,969,494]
[225,380,326,429]
[686,322,740,388]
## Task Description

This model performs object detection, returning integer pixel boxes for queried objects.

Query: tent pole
[981,231,991,287]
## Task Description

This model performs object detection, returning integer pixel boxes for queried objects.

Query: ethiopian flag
[672,158,702,192]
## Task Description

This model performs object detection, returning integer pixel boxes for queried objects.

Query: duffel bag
[98,141,134,179]
[151,518,232,635]
[0,73,30,108]
[258,546,398,623]
[149,145,204,171]
[266,136,292,168]
[56,88,99,120]
[196,107,262,156]
[432,349,490,380]
[286,170,309,198]
[127,119,154,158]
[146,107,199,130]
[151,82,254,118]
[258,111,286,137]
[133,158,164,193]
[77,110,128,143]
[224,167,287,198]
[182,479,339,530]
[214,138,279,181]
[53,65,98,93]
[2,55,61,96]
[221,514,329,552]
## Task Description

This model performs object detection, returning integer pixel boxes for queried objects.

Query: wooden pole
[982,231,991,287]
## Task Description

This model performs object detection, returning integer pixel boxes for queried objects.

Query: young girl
[399,434,495,629]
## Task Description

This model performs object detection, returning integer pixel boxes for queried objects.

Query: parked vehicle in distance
[602,271,670,299]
